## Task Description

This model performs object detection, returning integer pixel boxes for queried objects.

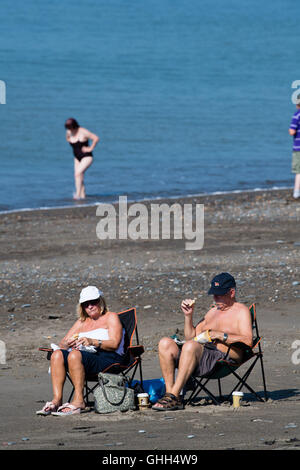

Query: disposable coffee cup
[137,393,150,409]
[232,391,244,408]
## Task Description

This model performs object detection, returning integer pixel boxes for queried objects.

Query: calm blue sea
[0,0,298,212]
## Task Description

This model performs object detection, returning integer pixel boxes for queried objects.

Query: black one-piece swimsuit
[70,140,93,162]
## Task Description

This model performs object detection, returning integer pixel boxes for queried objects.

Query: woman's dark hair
[65,118,80,130]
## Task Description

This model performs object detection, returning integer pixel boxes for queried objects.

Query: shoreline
[0,185,293,215]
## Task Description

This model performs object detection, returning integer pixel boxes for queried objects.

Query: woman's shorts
[60,349,126,375]
[292,152,300,173]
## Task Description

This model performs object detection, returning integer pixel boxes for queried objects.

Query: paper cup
[232,391,244,408]
[137,393,150,409]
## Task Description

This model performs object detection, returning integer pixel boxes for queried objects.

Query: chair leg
[229,362,265,402]
[259,355,268,401]
[83,380,98,406]
[188,376,207,403]
[66,372,75,403]
[83,380,91,404]
[67,388,74,403]
[186,377,221,405]
[240,356,267,401]
[185,377,202,405]
[218,378,222,400]
[138,360,144,390]
[200,384,221,405]
[67,376,94,405]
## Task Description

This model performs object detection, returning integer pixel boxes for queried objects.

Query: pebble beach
[0,188,299,451]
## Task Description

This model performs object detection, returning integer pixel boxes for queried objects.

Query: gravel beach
[0,189,299,452]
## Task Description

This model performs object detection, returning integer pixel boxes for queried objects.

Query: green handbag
[94,372,136,414]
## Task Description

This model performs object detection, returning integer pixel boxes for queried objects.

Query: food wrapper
[193,330,212,344]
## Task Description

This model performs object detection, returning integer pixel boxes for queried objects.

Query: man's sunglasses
[82,298,100,309]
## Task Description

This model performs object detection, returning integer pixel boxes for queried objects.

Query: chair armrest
[38,347,53,360]
[223,341,251,359]
[128,345,144,357]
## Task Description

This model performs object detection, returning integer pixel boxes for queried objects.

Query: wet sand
[0,189,299,452]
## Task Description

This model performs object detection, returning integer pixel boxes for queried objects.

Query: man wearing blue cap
[153,273,253,411]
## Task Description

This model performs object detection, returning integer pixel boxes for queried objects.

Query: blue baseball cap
[208,273,236,295]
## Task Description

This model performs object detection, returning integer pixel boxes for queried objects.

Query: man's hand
[181,299,195,317]
[209,330,224,342]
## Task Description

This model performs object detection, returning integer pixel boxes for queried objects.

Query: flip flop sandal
[152,393,183,411]
[51,402,82,416]
[36,401,59,416]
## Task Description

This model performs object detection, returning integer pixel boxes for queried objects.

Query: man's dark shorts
[60,349,126,375]
[176,343,235,376]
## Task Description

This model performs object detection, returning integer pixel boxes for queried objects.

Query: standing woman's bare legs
[74,156,93,199]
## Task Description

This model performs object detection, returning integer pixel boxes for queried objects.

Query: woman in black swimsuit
[65,118,99,200]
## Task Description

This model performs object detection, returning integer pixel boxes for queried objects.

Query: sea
[0,0,298,213]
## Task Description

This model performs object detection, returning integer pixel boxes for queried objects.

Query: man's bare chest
[205,310,239,333]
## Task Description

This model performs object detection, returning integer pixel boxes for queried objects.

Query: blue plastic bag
[131,377,165,404]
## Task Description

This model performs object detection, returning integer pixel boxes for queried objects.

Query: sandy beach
[0,189,299,452]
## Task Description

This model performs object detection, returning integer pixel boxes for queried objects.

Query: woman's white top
[51,327,125,355]
[78,328,110,341]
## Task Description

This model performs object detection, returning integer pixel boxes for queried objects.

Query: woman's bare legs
[48,349,85,413]
[74,157,93,199]
[48,349,67,408]
[65,350,86,409]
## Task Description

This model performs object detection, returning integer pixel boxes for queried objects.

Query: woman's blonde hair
[77,295,108,322]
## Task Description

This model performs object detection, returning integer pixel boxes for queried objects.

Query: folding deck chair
[185,303,268,405]
[39,307,144,405]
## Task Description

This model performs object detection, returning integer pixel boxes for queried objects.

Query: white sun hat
[79,286,103,304]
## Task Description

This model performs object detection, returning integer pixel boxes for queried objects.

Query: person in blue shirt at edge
[289,96,300,199]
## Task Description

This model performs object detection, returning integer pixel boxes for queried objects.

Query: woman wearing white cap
[36,286,125,416]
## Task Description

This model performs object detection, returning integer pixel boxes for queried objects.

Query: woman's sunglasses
[82,298,100,309]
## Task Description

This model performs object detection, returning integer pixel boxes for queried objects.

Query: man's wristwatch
[223,333,228,343]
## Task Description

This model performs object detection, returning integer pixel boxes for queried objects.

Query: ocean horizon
[0,0,298,212]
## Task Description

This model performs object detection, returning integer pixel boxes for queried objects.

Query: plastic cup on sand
[232,391,244,408]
